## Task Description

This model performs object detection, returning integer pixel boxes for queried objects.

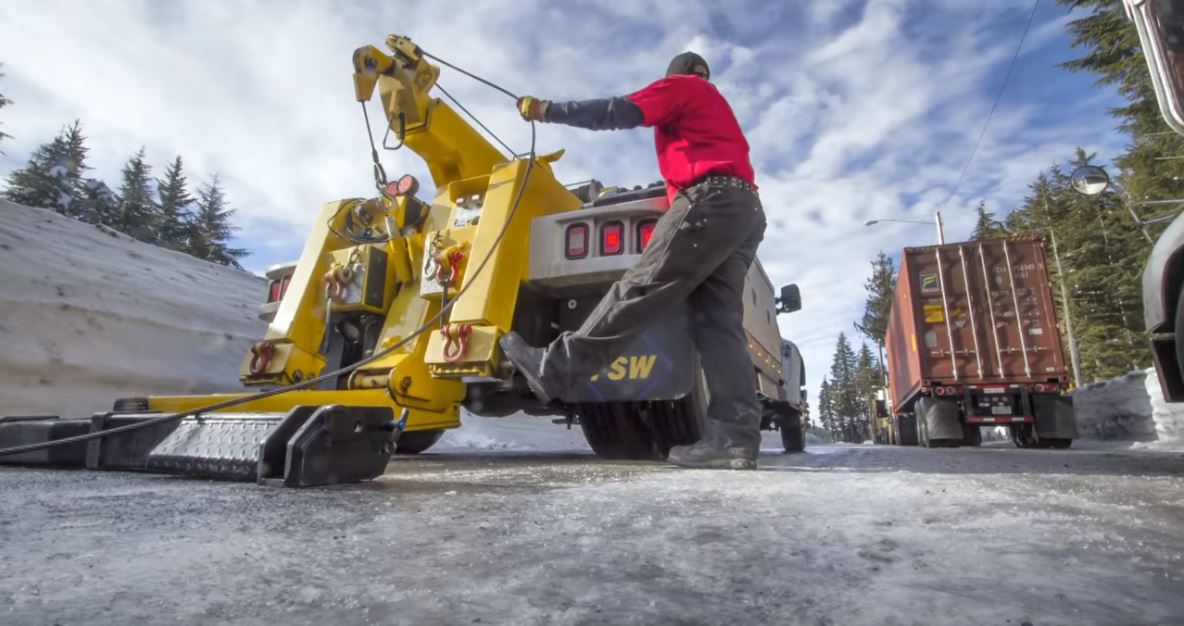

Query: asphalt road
[2,440,1183,626]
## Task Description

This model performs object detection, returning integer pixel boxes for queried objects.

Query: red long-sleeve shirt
[626,75,756,204]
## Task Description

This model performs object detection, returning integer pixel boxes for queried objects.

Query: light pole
[864,210,946,245]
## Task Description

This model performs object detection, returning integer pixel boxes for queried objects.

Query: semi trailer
[884,238,1077,448]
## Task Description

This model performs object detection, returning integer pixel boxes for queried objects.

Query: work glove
[516,96,550,122]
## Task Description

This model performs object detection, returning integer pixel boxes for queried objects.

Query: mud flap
[917,397,962,442]
[1032,394,1077,440]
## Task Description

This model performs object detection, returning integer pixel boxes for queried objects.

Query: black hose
[0,60,536,459]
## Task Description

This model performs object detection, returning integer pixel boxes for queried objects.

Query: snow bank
[1069,367,1184,449]
[0,201,266,417]
[1141,369,1184,449]
[1070,370,1158,441]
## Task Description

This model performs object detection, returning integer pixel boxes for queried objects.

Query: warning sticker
[924,304,945,323]
[920,274,939,294]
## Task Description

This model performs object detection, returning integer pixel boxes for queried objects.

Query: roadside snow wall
[0,201,266,417]
[1070,367,1184,449]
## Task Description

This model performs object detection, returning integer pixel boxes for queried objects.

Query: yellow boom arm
[352,36,507,186]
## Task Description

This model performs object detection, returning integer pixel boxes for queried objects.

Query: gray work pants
[540,180,767,449]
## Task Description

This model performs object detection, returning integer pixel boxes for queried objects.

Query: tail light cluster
[266,275,293,304]
[1031,383,1060,393]
[564,218,659,260]
[933,386,959,396]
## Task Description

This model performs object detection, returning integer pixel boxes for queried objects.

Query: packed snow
[0,200,266,417]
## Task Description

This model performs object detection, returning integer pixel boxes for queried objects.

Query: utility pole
[935,210,946,245]
[1042,198,1084,388]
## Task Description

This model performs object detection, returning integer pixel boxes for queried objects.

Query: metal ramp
[0,405,404,487]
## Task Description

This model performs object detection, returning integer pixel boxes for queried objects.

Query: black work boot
[667,440,758,470]
[499,332,557,405]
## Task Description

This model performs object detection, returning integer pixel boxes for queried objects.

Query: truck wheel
[576,365,704,461]
[578,403,660,460]
[961,423,982,447]
[1175,288,1184,393]
[1010,424,1036,449]
[779,410,805,453]
[394,429,445,455]
[1049,438,1073,449]
[896,415,918,446]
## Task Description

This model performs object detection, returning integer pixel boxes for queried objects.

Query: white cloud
[0,0,1128,405]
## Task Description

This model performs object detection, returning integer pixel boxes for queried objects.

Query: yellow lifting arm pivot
[352,35,507,186]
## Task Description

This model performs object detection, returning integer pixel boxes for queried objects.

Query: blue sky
[0,0,1129,404]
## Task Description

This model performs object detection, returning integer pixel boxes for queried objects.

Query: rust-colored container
[885,238,1068,414]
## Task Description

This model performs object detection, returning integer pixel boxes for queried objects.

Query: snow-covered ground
[3,443,1182,626]
[0,201,266,416]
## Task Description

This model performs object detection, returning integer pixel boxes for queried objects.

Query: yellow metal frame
[143,35,583,436]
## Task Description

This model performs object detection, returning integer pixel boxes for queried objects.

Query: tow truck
[0,35,805,485]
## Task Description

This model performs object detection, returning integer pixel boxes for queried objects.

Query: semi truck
[884,238,1077,448]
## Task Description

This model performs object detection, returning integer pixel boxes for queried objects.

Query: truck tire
[578,403,661,459]
[896,415,918,446]
[394,429,445,455]
[1010,424,1037,448]
[779,410,805,453]
[1175,287,1184,393]
[576,366,705,461]
[1049,438,1073,449]
[961,423,982,447]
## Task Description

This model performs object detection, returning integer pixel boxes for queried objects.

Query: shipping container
[884,237,1076,449]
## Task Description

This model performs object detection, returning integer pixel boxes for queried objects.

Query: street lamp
[864,211,946,245]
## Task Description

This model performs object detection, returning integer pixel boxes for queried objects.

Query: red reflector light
[280,275,292,298]
[268,281,281,303]
[565,223,588,259]
[637,220,657,252]
[601,221,623,255]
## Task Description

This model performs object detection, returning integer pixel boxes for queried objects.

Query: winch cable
[0,55,535,459]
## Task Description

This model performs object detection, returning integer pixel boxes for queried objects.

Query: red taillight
[280,275,292,298]
[945,386,957,396]
[637,220,657,252]
[934,387,945,396]
[268,280,281,303]
[565,223,588,259]
[1034,383,1048,393]
[601,221,623,255]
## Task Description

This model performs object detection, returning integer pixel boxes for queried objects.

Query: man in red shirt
[500,52,767,470]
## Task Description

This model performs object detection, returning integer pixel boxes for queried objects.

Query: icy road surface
[1,430,1182,626]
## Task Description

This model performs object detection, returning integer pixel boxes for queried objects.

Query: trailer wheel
[896,415,918,446]
[1010,424,1036,448]
[394,429,445,455]
[961,423,982,447]
[1048,438,1073,449]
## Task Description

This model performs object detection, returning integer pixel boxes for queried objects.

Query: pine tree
[156,155,194,250]
[854,252,896,347]
[817,378,836,440]
[74,178,117,226]
[970,200,1006,240]
[854,342,882,441]
[828,333,861,443]
[3,120,88,215]
[0,64,12,151]
[188,175,247,269]
[112,147,159,241]
[1057,0,1184,221]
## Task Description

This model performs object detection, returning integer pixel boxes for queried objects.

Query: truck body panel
[886,238,1068,415]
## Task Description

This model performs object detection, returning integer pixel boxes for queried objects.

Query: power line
[938,0,1041,211]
